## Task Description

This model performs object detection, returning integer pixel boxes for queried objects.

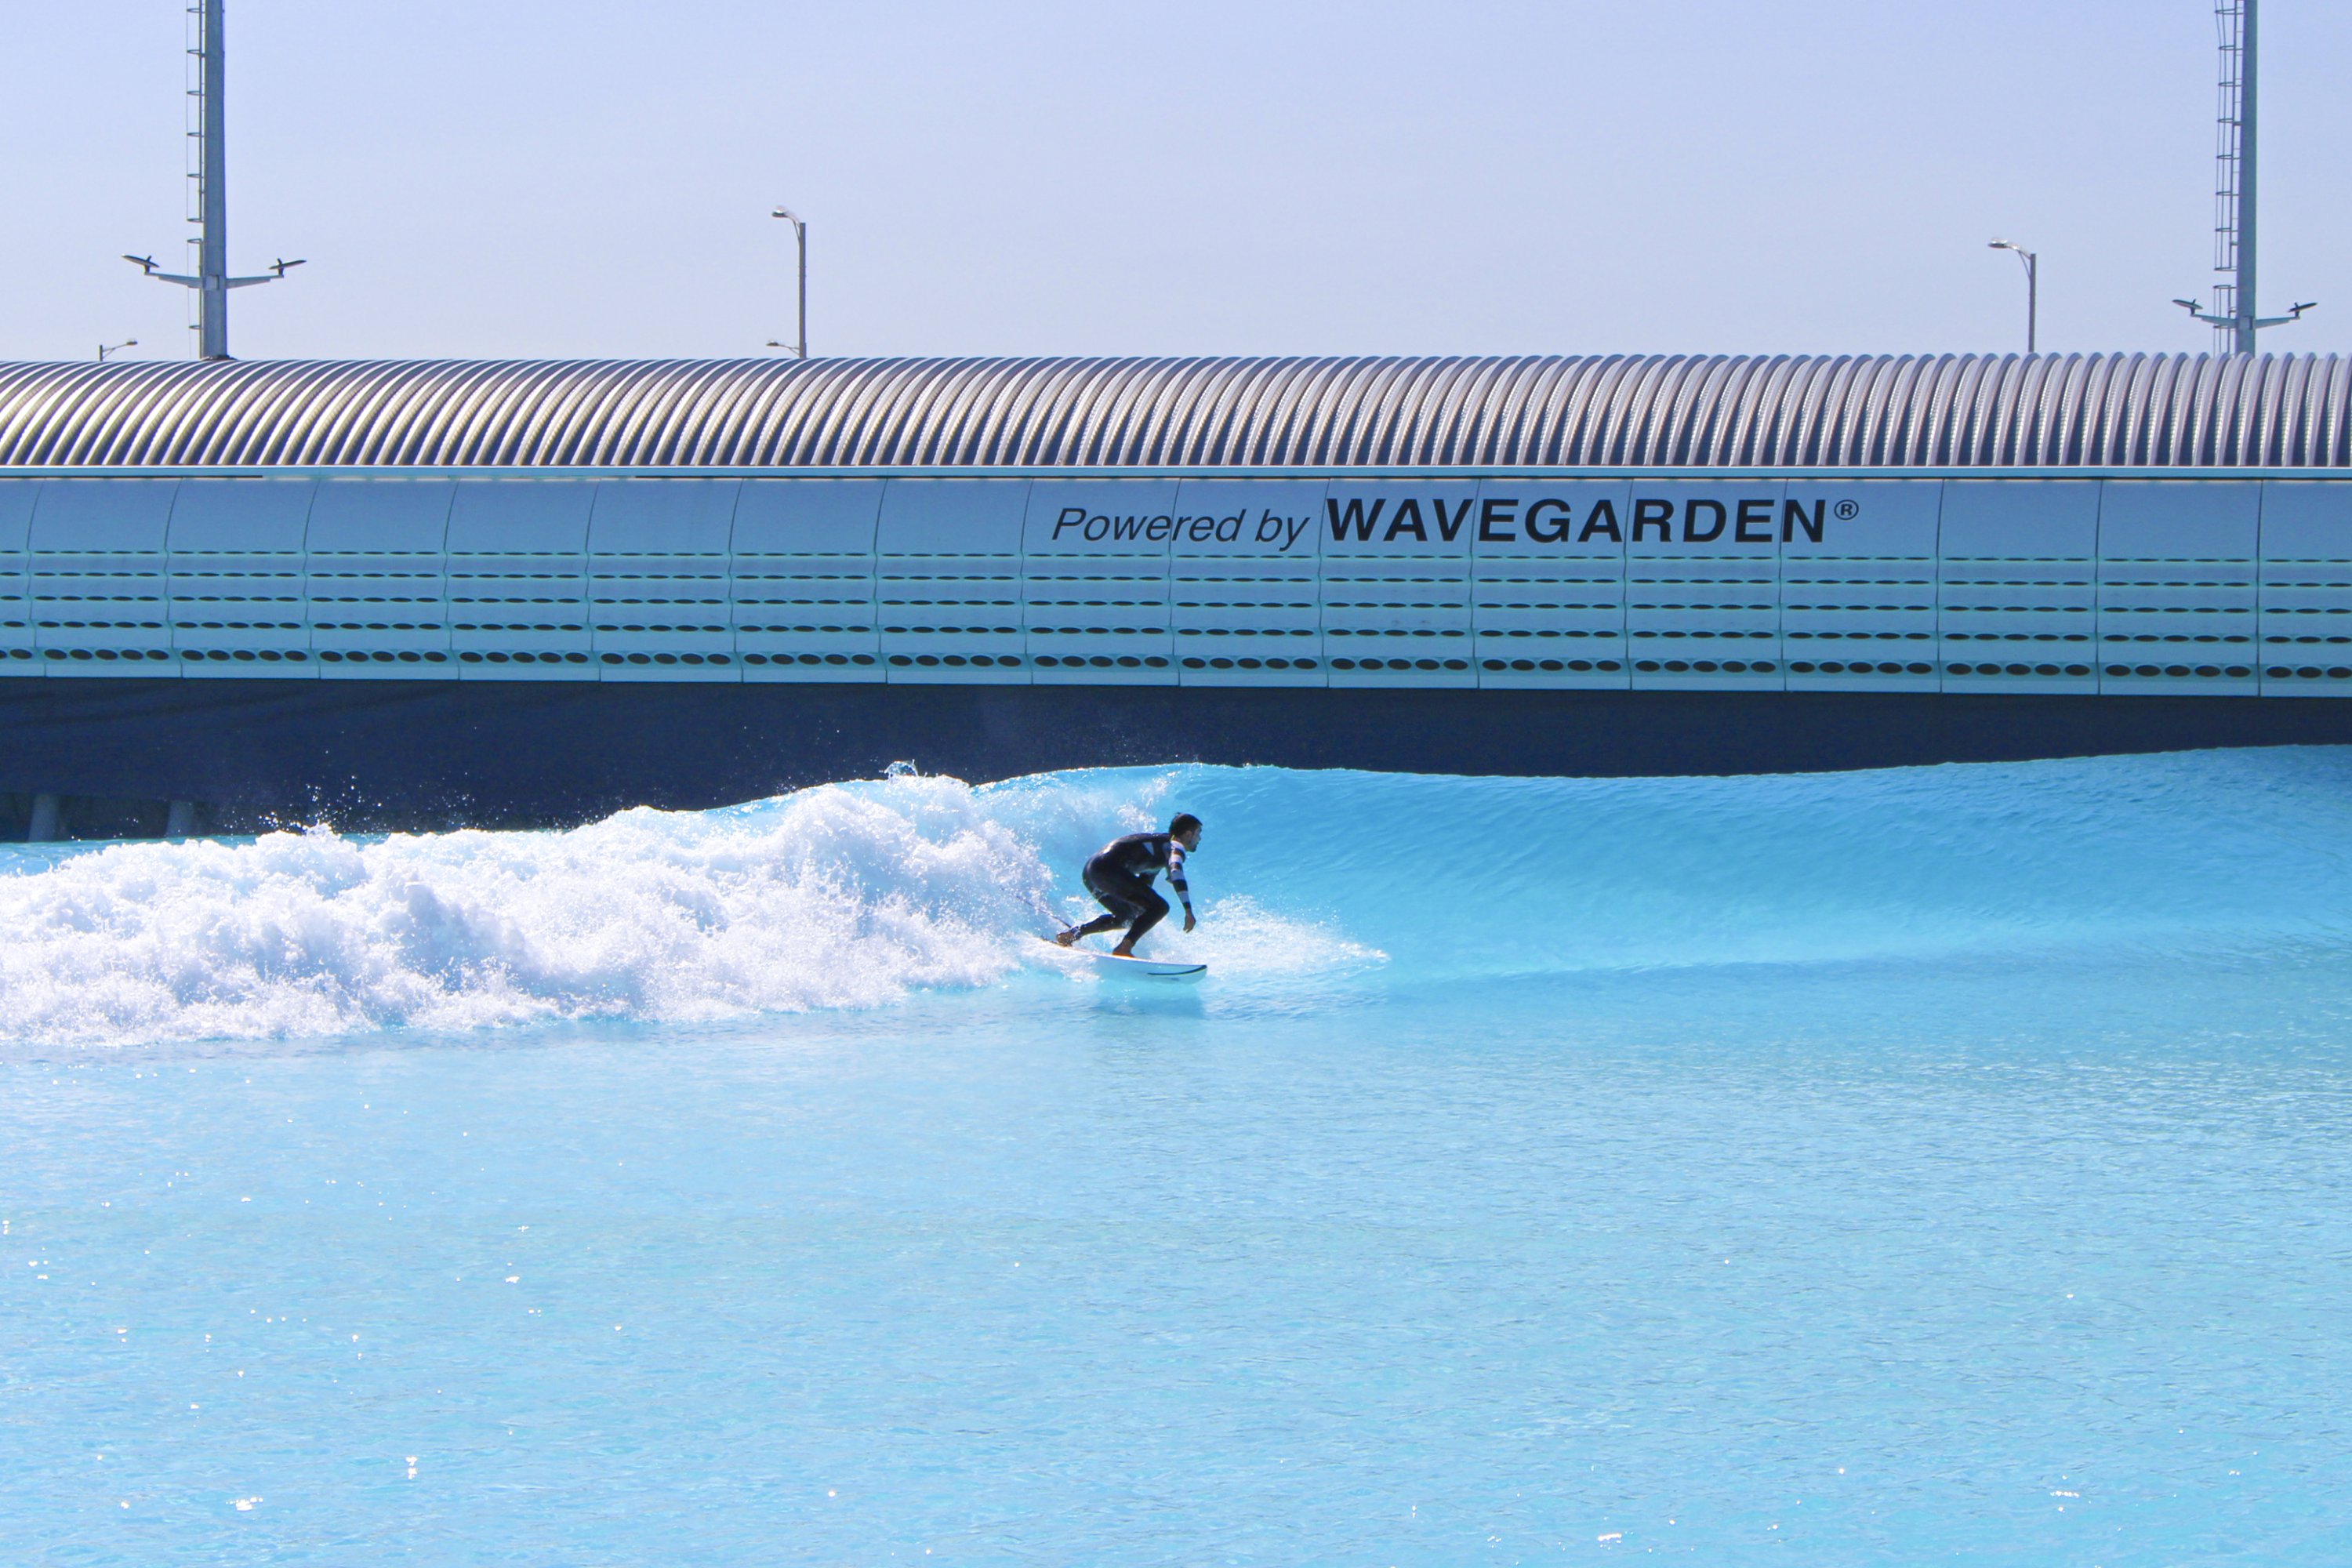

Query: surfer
[1054,814,1202,956]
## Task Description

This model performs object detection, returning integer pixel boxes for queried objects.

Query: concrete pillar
[27,793,62,844]
[165,800,198,839]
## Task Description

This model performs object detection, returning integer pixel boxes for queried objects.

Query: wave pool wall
[7,353,2352,828]
[9,469,2352,829]
[13,680,2352,836]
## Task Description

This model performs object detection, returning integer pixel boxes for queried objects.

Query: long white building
[3,352,2350,833]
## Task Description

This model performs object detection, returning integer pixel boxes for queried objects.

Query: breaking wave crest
[0,768,1367,1047]
[7,746,2352,1048]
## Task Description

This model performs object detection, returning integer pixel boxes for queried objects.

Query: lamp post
[97,339,139,363]
[768,207,807,359]
[120,0,303,359]
[2172,0,2316,350]
[1988,239,2038,354]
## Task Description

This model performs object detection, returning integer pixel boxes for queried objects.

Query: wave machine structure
[6,351,2352,831]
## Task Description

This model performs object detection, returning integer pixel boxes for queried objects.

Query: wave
[5,747,2352,1047]
[0,768,1365,1047]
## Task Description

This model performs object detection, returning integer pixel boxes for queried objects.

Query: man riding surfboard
[1054,814,1202,956]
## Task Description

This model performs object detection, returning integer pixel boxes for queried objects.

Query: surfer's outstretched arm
[1167,844,1196,933]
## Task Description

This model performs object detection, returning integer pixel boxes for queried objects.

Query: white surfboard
[1087,950,1207,981]
[1042,937,1207,980]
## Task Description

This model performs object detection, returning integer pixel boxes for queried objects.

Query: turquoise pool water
[5,753,2350,1563]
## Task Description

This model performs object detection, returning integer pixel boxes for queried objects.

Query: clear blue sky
[0,2,2345,364]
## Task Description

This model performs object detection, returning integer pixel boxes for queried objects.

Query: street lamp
[768,207,807,359]
[97,339,139,364]
[1988,239,2038,354]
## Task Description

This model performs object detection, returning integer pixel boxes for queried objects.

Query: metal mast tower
[2174,0,2313,353]
[122,0,302,361]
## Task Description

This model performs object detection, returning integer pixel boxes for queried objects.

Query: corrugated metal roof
[0,353,2345,470]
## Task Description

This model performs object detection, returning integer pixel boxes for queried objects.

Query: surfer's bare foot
[1111,945,1135,958]
[1053,930,1076,947]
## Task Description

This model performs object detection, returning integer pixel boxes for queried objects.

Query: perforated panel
[586,479,740,683]
[1780,481,1939,692]
[445,480,596,681]
[166,479,317,679]
[1320,482,1477,688]
[1168,479,1327,687]
[1626,484,1784,689]
[305,478,452,678]
[1937,481,2099,693]
[2257,481,2352,695]
[1472,481,1629,689]
[2095,482,2258,694]
[14,470,2352,710]
[876,480,1029,683]
[1022,481,1179,685]
[731,479,884,683]
[0,479,35,677]
[28,479,179,677]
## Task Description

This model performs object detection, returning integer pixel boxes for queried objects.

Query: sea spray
[0,767,1370,1048]
[0,774,1050,1046]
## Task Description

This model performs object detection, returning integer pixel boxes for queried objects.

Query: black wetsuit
[1066,831,1192,945]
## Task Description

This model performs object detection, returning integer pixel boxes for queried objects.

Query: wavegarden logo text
[1044,493,1856,551]
[1324,495,1840,546]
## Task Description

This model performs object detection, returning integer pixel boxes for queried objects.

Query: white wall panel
[167,479,317,678]
[1168,478,1327,687]
[445,479,596,680]
[2257,481,2352,695]
[306,478,452,678]
[9,469,2352,712]
[1320,481,1477,688]
[1626,483,1784,690]
[1022,479,1180,685]
[586,479,740,683]
[731,479,883,684]
[875,479,1028,683]
[1936,481,2098,694]
[1780,481,1939,692]
[27,479,179,676]
[2095,481,2259,694]
[1472,480,1629,690]
[0,479,36,676]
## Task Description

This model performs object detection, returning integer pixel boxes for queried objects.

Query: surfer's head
[1170,813,1203,851]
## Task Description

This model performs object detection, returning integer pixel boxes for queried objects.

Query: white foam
[0,775,1047,1046]
[0,768,1379,1048]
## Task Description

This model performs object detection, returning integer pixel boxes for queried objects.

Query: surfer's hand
[1182,910,1196,933]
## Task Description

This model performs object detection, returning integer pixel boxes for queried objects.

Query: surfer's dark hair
[1171,813,1202,836]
